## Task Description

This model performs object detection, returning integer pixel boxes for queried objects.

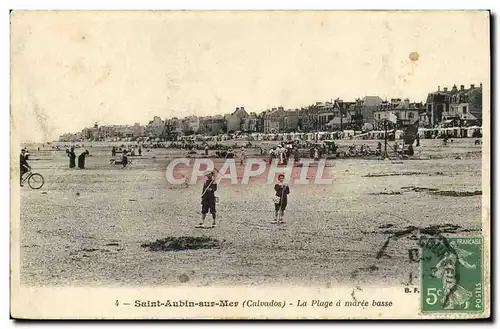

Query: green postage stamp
[421,236,483,313]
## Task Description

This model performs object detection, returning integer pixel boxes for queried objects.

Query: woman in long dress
[68,147,76,168]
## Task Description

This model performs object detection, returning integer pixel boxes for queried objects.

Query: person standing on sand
[313,147,320,161]
[272,173,290,224]
[68,147,76,168]
[294,147,300,163]
[199,171,218,228]
[78,150,90,169]
[277,145,286,165]
[269,147,276,162]
[407,145,414,156]
[240,147,247,165]
[122,150,129,168]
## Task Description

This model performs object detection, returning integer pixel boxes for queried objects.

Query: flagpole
[384,119,388,157]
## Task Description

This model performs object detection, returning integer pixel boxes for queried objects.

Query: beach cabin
[342,130,355,139]
[467,126,482,138]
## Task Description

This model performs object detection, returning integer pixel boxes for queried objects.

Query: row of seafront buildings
[59,83,483,142]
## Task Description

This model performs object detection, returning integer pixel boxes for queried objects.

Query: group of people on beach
[269,144,295,164]
[171,141,254,151]
[209,142,328,166]
[66,147,90,169]
[111,146,143,157]
[198,170,290,228]
[111,146,144,168]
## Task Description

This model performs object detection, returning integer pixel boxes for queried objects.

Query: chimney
[404,98,410,108]
[480,83,483,88]
[241,107,244,111]
[460,85,464,91]
[236,107,240,111]
[444,87,448,92]
[470,84,475,89]
[438,86,441,91]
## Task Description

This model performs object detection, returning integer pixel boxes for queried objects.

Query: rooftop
[433,83,482,94]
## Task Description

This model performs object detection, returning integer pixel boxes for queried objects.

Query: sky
[10,11,490,142]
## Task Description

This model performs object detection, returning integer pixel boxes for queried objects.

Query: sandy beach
[19,139,482,288]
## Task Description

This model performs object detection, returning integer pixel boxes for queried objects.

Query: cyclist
[20,149,31,187]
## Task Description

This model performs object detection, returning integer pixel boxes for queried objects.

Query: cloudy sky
[11,11,490,142]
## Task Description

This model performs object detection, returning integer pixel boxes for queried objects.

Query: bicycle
[21,168,45,189]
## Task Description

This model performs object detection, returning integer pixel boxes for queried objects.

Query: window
[462,106,467,114]
[408,112,414,119]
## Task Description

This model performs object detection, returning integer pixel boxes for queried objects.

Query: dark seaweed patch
[141,236,222,252]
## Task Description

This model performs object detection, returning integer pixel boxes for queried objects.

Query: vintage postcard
[10,10,490,319]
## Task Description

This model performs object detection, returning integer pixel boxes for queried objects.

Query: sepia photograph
[10,10,490,319]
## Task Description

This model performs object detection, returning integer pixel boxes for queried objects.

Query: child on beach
[199,171,218,227]
[272,173,290,224]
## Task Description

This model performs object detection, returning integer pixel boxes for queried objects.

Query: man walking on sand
[198,171,218,228]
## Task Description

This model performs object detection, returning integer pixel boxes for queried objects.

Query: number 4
[425,288,442,305]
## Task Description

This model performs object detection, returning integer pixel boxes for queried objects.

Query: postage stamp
[9,10,490,320]
[421,236,483,313]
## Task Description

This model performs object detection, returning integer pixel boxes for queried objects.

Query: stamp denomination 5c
[421,236,483,313]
